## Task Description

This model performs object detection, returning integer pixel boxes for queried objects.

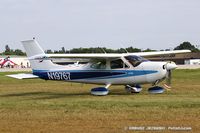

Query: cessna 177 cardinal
[7,39,191,95]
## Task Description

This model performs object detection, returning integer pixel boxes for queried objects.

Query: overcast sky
[0,0,200,52]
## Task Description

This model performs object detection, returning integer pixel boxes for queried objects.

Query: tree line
[1,42,199,56]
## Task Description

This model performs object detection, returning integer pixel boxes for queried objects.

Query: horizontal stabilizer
[7,73,39,79]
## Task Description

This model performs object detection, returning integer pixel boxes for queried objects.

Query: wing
[7,73,39,79]
[22,39,191,59]
[131,50,191,57]
[42,50,191,59]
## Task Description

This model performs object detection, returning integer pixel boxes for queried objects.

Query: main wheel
[125,85,142,93]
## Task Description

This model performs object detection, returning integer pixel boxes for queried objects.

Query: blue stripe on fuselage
[32,69,158,81]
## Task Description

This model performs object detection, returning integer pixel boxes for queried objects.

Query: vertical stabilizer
[22,40,45,58]
[21,39,59,70]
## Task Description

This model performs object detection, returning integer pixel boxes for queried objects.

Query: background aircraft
[0,56,17,68]
[7,39,191,95]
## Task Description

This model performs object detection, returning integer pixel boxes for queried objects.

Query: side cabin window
[90,60,106,69]
[111,59,128,69]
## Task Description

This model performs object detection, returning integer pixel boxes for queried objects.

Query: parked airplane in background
[7,39,191,95]
[0,56,17,68]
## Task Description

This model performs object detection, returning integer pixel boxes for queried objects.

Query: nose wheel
[148,86,165,94]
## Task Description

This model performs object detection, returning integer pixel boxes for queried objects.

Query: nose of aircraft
[165,62,177,70]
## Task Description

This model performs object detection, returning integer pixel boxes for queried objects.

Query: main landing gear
[125,84,142,93]
[90,84,111,96]
[90,83,165,96]
[125,84,165,94]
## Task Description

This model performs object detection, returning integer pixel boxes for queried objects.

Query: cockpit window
[125,55,148,67]
[90,60,106,69]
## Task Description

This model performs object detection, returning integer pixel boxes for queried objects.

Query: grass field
[0,69,200,133]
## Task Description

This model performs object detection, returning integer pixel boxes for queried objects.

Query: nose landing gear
[148,86,165,94]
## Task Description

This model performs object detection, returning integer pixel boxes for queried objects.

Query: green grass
[0,69,200,133]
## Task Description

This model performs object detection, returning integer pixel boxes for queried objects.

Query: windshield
[125,55,149,67]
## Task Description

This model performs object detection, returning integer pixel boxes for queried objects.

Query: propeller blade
[167,70,171,85]
[164,70,172,89]
[163,61,177,89]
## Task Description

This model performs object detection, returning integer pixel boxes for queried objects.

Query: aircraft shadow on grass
[0,92,89,100]
[0,90,127,100]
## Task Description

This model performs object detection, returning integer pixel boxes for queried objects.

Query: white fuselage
[32,60,168,85]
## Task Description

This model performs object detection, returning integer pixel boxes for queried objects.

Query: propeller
[164,62,177,89]
[165,69,172,89]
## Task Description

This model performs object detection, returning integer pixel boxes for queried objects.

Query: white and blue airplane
[8,39,191,95]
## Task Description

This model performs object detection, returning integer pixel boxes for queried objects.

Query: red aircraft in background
[0,56,17,68]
